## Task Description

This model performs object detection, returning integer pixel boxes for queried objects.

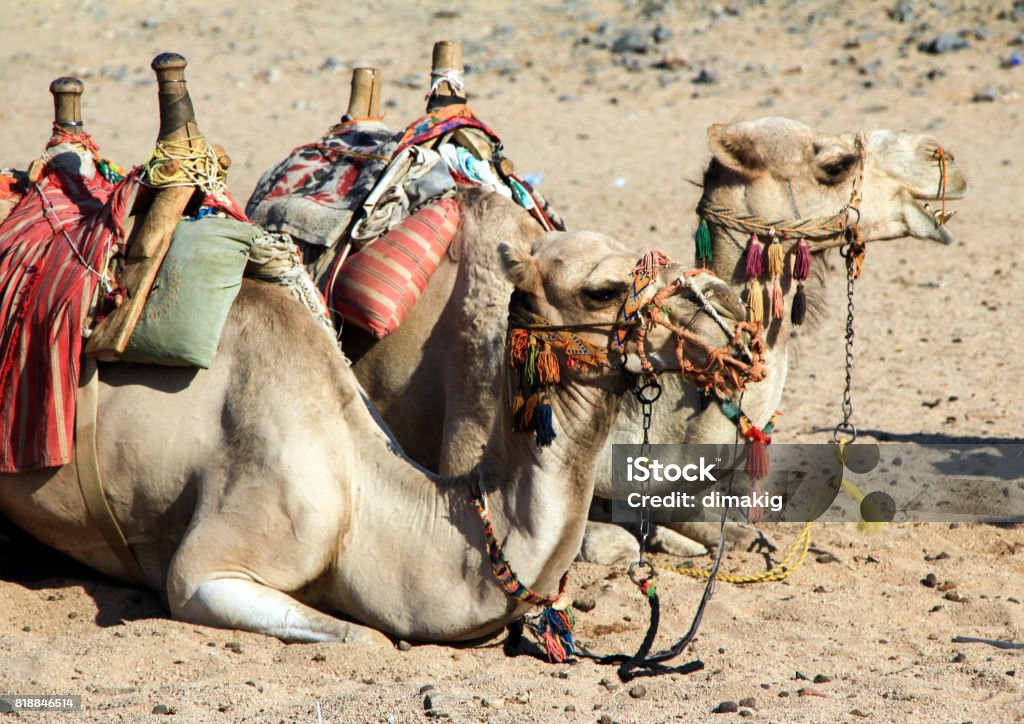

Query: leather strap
[75,356,146,582]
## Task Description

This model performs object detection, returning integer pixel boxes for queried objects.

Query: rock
[152,704,171,715]
[739,711,753,718]
[816,553,837,564]
[778,690,790,697]
[312,653,327,662]
[598,715,614,724]
[574,596,597,613]
[973,86,1000,103]
[922,572,938,587]
[398,640,412,651]
[419,685,435,694]
[424,692,444,710]
[739,696,757,708]
[850,709,870,717]
[888,0,917,23]
[649,525,708,557]
[794,671,810,681]
[714,701,739,713]
[944,591,966,602]
[629,685,647,699]
[653,25,674,43]
[952,652,966,663]
[224,641,243,654]
[798,687,827,698]
[576,521,638,565]
[564,704,576,712]
[320,56,342,71]
[693,68,719,84]
[937,581,957,592]
[612,27,651,54]
[482,697,504,709]
[814,674,832,684]
[918,33,969,54]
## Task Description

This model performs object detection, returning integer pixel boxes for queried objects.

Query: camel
[0,215,743,642]
[330,117,966,558]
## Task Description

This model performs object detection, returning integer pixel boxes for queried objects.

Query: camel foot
[666,521,758,549]
[576,521,638,566]
[648,526,708,557]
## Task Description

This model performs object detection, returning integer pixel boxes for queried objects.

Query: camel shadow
[0,514,163,628]
[833,428,1023,445]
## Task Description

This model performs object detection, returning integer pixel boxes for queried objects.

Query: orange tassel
[771,277,784,319]
[511,389,526,431]
[521,394,538,429]
[509,329,529,368]
[537,342,560,384]
[746,280,764,323]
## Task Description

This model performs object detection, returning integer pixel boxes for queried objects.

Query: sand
[1,1,1022,721]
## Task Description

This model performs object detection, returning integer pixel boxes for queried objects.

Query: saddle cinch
[0,56,330,477]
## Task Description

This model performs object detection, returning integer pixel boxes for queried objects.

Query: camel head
[702,117,968,276]
[499,230,751,396]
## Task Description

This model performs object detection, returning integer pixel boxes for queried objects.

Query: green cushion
[122,216,259,368]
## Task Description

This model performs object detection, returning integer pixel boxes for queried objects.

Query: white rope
[425,68,465,100]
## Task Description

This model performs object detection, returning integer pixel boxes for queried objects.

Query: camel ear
[708,122,765,175]
[498,240,541,293]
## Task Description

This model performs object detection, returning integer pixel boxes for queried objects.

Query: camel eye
[818,154,858,183]
[582,285,626,304]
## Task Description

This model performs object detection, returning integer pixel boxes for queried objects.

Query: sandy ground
[2,0,1024,721]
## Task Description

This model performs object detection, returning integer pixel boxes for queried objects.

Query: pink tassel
[746,476,765,523]
[744,234,763,280]
[771,277,784,319]
[633,249,673,277]
[746,441,769,482]
[793,238,810,280]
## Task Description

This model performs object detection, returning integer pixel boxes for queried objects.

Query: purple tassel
[745,234,763,280]
[793,238,810,281]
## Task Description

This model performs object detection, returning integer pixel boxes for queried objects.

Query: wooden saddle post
[427,40,492,161]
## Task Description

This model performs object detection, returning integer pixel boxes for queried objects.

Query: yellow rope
[144,134,225,193]
[659,520,813,584]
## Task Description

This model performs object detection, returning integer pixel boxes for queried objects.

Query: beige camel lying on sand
[336,117,967,560]
[0,216,743,642]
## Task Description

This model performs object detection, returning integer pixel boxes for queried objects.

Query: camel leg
[168,577,388,645]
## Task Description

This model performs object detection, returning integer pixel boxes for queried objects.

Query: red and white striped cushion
[330,198,460,338]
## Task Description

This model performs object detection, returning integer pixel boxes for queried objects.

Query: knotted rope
[45,123,125,184]
[144,134,225,194]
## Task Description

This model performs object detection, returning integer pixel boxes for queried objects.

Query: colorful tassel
[511,389,526,431]
[524,338,540,385]
[509,329,529,368]
[791,282,807,325]
[746,279,764,323]
[695,218,713,266]
[521,393,538,430]
[534,395,556,447]
[744,234,764,279]
[534,600,576,663]
[536,342,560,384]
[770,278,782,319]
[745,440,770,482]
[767,237,784,277]
[793,238,810,280]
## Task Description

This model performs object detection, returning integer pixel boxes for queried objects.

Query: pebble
[850,709,870,717]
[778,690,791,698]
[224,641,243,654]
[816,553,837,564]
[924,551,950,561]
[798,687,827,698]
[794,671,810,681]
[814,674,832,684]
[952,652,966,663]
[424,692,444,710]
[944,590,966,602]
[629,685,647,699]
[397,640,412,651]
[972,86,1000,103]
[693,69,719,84]
[574,596,597,612]
[598,715,614,724]
[419,685,435,694]
[482,697,504,709]
[918,33,969,54]
[653,25,674,43]
[320,56,342,71]
[937,581,957,592]
[888,0,916,23]
[612,27,651,54]
[739,711,753,718]
[312,653,327,662]
[922,572,938,587]
[152,704,171,715]
[739,696,757,708]
[713,700,739,713]
[564,704,576,713]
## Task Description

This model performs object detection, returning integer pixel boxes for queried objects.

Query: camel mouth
[910,196,962,245]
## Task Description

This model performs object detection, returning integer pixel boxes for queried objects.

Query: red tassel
[745,234,764,279]
[793,238,810,280]
[745,441,770,481]
[771,277,784,319]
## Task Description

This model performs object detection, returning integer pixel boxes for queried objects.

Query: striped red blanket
[0,167,134,472]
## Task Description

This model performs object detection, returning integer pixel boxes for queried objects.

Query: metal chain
[834,246,857,443]
[633,377,661,567]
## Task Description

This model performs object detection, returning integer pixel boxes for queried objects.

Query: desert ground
[1,0,1023,721]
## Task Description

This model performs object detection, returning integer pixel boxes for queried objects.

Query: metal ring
[833,421,857,444]
[635,380,662,405]
[628,559,655,585]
